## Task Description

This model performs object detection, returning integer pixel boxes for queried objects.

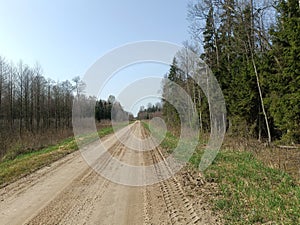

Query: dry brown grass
[0,122,114,187]
[0,120,113,161]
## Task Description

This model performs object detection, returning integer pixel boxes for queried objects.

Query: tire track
[146,138,201,224]
[138,122,201,224]
[25,130,131,225]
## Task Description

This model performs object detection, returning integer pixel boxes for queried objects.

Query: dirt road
[0,121,217,225]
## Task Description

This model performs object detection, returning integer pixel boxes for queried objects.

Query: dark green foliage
[95,98,132,122]
[187,0,300,143]
[95,99,112,121]
[267,0,300,142]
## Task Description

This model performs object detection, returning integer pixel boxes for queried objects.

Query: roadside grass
[142,121,300,224]
[0,126,115,188]
[193,147,300,224]
[200,149,300,224]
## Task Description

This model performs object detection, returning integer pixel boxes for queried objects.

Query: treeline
[137,102,162,120]
[162,0,299,143]
[0,57,86,158]
[95,95,133,122]
[0,56,129,158]
[0,57,75,133]
[0,58,77,128]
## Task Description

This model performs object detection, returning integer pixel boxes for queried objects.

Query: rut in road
[0,121,212,225]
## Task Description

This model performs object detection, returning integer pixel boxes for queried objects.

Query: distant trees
[95,95,132,122]
[137,102,162,120]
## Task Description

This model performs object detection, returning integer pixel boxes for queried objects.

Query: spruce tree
[269,0,300,143]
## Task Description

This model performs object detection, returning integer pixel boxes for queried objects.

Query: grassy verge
[0,126,115,188]
[200,149,300,224]
[142,121,300,224]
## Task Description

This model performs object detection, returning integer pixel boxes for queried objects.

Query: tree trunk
[250,53,271,143]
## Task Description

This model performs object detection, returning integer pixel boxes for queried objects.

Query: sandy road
[0,121,209,225]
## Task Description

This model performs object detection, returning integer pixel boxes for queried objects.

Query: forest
[161,0,299,144]
[0,58,125,159]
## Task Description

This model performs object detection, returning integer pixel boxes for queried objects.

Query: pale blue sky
[101,62,168,115]
[0,0,191,114]
[0,0,190,79]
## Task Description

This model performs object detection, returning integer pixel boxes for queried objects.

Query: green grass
[201,150,300,224]
[0,126,115,187]
[143,121,300,224]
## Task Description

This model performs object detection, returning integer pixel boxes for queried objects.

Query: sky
[0,0,192,115]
